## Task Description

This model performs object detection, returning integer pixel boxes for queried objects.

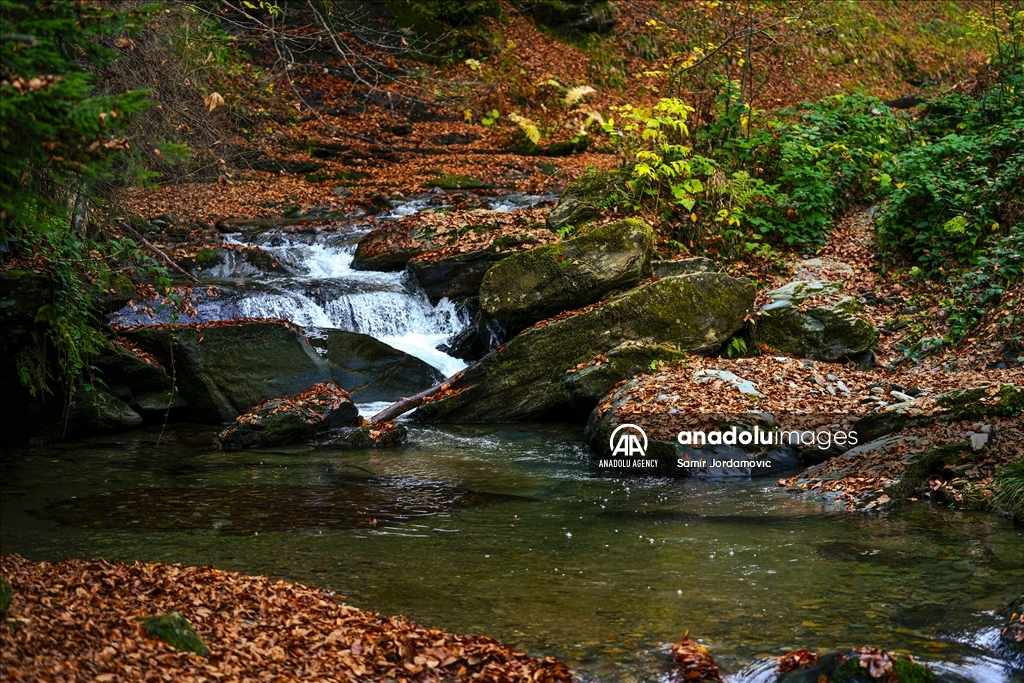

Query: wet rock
[67,385,143,434]
[480,218,654,335]
[308,329,444,402]
[186,246,290,278]
[560,341,687,413]
[777,649,963,683]
[546,169,629,232]
[125,321,333,423]
[757,280,878,362]
[415,272,755,423]
[140,612,209,656]
[316,421,409,449]
[218,382,359,449]
[522,1,617,34]
[408,247,515,305]
[0,269,53,322]
[437,310,502,361]
[652,257,717,277]
[999,595,1024,652]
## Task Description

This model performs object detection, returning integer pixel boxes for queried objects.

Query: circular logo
[609,424,648,457]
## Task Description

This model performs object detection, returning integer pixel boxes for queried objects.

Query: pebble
[870,386,885,395]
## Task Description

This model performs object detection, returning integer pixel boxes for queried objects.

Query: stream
[4,195,1023,682]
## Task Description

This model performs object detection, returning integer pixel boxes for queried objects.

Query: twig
[120,222,200,283]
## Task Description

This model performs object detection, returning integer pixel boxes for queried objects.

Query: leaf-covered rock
[480,218,654,335]
[757,280,879,362]
[218,382,359,449]
[316,420,409,449]
[415,272,755,423]
[140,611,210,656]
[560,341,686,413]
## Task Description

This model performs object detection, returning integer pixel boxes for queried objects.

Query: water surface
[2,422,1021,681]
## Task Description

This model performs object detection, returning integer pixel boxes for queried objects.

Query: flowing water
[2,423,1022,682]
[8,194,1022,681]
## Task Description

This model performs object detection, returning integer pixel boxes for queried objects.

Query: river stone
[140,612,209,656]
[776,652,953,683]
[757,280,878,361]
[315,421,409,449]
[415,272,755,423]
[124,321,333,423]
[309,329,444,402]
[480,218,654,335]
[560,341,687,413]
[219,382,359,449]
[546,169,629,232]
[584,376,799,477]
[67,385,144,433]
[652,257,717,277]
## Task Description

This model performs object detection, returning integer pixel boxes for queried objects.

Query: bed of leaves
[229,382,352,428]
[0,554,573,683]
[668,635,722,682]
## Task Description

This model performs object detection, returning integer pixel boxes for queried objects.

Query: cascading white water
[112,194,553,379]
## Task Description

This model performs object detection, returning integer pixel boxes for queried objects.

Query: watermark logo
[609,424,648,458]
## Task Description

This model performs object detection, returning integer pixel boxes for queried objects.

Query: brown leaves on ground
[0,554,574,683]
[669,635,722,682]
[776,648,819,673]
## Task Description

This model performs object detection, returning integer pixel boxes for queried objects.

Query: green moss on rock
[480,218,654,333]
[546,169,630,231]
[140,612,209,656]
[0,577,12,617]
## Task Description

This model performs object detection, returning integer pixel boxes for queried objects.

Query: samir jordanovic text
[676,425,859,451]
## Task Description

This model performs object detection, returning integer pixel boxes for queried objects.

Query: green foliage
[992,457,1024,522]
[876,68,1024,277]
[0,2,158,229]
[1,3,171,398]
[941,227,1024,340]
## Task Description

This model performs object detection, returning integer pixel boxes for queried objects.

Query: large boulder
[415,272,756,423]
[123,321,333,423]
[480,218,654,335]
[546,170,629,232]
[406,231,546,305]
[218,382,360,449]
[560,341,687,413]
[93,342,188,419]
[757,280,878,361]
[66,385,143,434]
[309,329,444,402]
[652,257,717,277]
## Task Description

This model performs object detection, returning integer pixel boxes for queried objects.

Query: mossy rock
[522,0,617,34]
[561,341,686,413]
[140,612,209,656]
[422,173,487,190]
[757,280,878,362]
[318,421,409,449]
[416,272,755,423]
[652,257,718,277]
[0,577,12,618]
[480,218,654,335]
[219,382,360,450]
[883,443,966,501]
[124,322,333,424]
[546,169,630,232]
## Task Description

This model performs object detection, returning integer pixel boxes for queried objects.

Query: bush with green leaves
[876,68,1024,277]
[1,2,167,397]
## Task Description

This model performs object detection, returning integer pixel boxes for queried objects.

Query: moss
[892,658,937,683]
[885,443,965,501]
[422,173,486,189]
[937,384,1024,419]
[140,612,209,656]
[0,577,12,617]
[194,248,223,269]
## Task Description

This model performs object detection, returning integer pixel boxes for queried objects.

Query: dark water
[1,422,1021,682]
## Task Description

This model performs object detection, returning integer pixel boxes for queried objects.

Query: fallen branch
[120,222,200,283]
[370,371,463,423]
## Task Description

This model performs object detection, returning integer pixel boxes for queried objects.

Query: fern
[509,112,541,144]
[563,85,596,108]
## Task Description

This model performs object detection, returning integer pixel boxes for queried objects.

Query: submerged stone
[140,612,209,656]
